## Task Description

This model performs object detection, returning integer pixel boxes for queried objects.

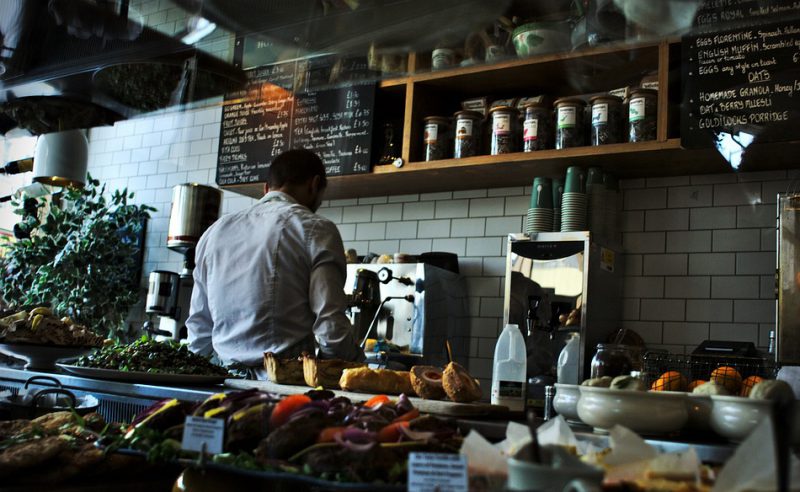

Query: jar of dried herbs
[628,88,657,142]
[453,110,482,158]
[489,106,518,155]
[423,116,450,161]
[589,95,623,145]
[554,97,586,149]
[522,102,553,151]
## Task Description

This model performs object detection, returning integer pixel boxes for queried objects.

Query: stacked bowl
[560,166,587,232]
[526,177,554,233]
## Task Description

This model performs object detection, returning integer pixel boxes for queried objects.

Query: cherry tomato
[317,426,347,443]
[269,394,311,429]
[364,395,391,407]
[378,421,409,443]
[392,408,419,423]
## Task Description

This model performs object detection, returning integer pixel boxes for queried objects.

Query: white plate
[0,343,95,370]
[56,364,227,385]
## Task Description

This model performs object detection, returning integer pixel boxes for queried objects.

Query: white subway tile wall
[1,101,790,387]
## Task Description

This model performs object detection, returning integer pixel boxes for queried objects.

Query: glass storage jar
[488,106,519,155]
[589,95,623,145]
[554,97,586,149]
[423,116,450,161]
[628,88,658,142]
[522,102,553,151]
[453,110,482,158]
[590,343,634,379]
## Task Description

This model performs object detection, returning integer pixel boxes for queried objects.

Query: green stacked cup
[561,166,587,232]
[526,177,554,233]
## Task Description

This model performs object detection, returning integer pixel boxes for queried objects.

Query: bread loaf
[263,353,305,385]
[339,367,416,395]
[303,354,365,388]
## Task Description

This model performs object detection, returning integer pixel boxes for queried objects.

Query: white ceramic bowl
[577,386,688,434]
[708,395,800,442]
[554,383,581,422]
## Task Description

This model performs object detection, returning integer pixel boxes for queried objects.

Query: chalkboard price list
[682,19,800,148]
[217,61,376,186]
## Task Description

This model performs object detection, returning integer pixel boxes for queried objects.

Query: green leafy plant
[0,175,155,340]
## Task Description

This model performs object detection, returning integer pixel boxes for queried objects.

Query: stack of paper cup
[561,166,587,232]
[587,167,605,237]
[552,177,564,233]
[526,177,554,233]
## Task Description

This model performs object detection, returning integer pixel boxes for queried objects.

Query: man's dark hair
[267,148,327,189]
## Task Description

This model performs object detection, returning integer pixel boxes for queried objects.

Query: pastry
[442,362,482,403]
[303,354,365,388]
[581,376,613,388]
[691,381,729,396]
[338,367,415,395]
[410,365,446,400]
[263,352,305,385]
[610,375,647,391]
[749,379,795,402]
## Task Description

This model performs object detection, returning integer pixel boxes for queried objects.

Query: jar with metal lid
[554,97,586,149]
[488,106,519,155]
[628,88,657,142]
[422,116,450,161]
[522,102,553,152]
[453,110,482,158]
[590,343,634,379]
[589,95,623,145]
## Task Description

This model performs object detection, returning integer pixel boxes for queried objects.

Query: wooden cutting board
[224,378,509,418]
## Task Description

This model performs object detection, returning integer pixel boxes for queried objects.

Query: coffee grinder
[144,183,221,339]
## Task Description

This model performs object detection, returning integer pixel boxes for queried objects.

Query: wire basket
[642,350,777,394]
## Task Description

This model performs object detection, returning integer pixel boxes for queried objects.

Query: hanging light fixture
[32,129,88,188]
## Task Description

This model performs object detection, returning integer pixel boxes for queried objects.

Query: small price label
[181,416,225,455]
[408,452,468,492]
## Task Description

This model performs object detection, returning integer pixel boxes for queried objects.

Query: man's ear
[310,175,322,193]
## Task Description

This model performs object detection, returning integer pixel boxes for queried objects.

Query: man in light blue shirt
[187,149,363,377]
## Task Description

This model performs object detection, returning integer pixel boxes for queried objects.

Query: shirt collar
[259,190,298,205]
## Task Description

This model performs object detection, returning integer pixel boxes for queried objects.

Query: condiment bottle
[522,102,553,151]
[488,106,519,155]
[554,97,586,149]
[453,110,482,158]
[491,323,527,411]
[628,88,658,142]
[589,95,623,145]
[422,116,450,161]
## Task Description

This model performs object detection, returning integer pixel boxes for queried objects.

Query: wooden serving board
[224,378,509,418]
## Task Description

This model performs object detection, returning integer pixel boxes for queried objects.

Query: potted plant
[0,175,155,340]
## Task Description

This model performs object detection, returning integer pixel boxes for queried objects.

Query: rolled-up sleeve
[307,219,364,362]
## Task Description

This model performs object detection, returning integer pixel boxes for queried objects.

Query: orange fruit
[710,366,743,394]
[651,371,687,391]
[740,375,765,397]
[688,379,707,392]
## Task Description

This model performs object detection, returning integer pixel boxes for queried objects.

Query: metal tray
[0,342,94,371]
[56,364,227,385]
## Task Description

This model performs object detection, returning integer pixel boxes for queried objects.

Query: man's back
[186,191,361,368]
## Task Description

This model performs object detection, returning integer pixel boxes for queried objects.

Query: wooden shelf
[221,38,795,201]
[225,138,800,200]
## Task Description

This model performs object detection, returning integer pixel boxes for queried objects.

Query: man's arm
[308,219,364,362]
[186,257,213,356]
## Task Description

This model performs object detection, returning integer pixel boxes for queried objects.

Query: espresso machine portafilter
[144,183,221,340]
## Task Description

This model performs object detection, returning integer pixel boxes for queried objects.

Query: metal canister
[423,116,450,161]
[589,94,623,145]
[167,183,222,253]
[488,106,518,155]
[628,88,658,142]
[145,270,179,316]
[453,110,482,158]
[544,385,555,420]
[522,102,553,151]
[554,97,586,149]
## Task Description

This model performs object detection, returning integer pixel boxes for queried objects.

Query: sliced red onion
[334,432,377,452]
[396,394,414,414]
[288,405,323,421]
[399,425,435,442]
[340,427,377,444]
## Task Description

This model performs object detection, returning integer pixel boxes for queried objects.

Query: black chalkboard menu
[682,1,800,148]
[216,60,375,185]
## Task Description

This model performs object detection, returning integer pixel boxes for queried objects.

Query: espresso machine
[503,232,624,380]
[345,263,469,368]
[144,183,222,339]
[777,193,800,364]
